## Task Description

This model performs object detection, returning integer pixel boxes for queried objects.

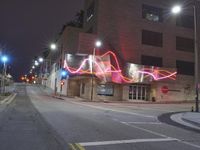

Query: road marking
[179,141,200,149]
[121,122,170,138]
[69,143,86,150]
[113,104,175,113]
[71,101,156,118]
[69,144,77,150]
[122,121,162,125]
[0,93,17,105]
[122,122,200,149]
[79,138,177,147]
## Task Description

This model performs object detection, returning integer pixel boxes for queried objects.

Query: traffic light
[61,80,65,86]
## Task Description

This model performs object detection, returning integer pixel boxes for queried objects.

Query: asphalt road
[0,84,200,150]
[0,84,64,150]
[27,84,200,150]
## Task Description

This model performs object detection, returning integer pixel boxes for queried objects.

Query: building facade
[46,0,200,102]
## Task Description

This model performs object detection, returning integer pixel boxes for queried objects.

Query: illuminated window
[176,60,194,76]
[142,4,163,22]
[142,30,163,47]
[176,14,194,29]
[97,84,114,96]
[176,36,194,52]
[141,55,163,67]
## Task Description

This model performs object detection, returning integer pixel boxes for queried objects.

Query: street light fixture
[172,2,199,112]
[91,40,102,101]
[50,43,57,50]
[35,60,39,66]
[1,56,8,63]
[171,5,182,14]
[38,57,44,63]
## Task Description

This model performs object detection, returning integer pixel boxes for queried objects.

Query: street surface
[0,84,64,150]
[0,83,200,150]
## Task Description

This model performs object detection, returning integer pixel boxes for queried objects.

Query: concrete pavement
[170,112,200,131]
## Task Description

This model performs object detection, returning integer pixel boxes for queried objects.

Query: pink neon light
[63,51,177,83]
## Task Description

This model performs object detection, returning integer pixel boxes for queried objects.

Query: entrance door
[129,85,149,100]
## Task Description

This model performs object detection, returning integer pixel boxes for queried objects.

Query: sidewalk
[171,112,200,131]
[0,84,16,105]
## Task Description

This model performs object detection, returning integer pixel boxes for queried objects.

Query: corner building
[48,0,200,102]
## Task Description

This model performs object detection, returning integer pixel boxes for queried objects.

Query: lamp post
[172,1,199,112]
[50,43,57,95]
[1,55,8,94]
[91,40,102,101]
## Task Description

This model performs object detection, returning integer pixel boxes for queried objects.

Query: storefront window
[97,84,114,96]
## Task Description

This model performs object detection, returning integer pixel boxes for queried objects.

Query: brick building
[46,0,200,102]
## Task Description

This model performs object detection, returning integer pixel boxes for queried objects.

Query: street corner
[158,111,200,133]
[68,143,86,150]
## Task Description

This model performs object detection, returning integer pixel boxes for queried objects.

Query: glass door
[129,85,149,101]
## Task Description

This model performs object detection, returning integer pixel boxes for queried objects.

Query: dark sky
[0,0,84,80]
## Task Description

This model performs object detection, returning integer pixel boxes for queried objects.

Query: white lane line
[79,138,177,147]
[179,141,200,149]
[121,122,170,138]
[122,121,162,125]
[122,122,200,149]
[106,103,176,113]
[71,101,156,118]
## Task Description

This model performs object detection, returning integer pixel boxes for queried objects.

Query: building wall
[67,79,81,97]
[82,0,200,101]
[79,78,123,101]
[47,0,200,102]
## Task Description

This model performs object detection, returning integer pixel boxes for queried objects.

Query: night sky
[0,0,84,81]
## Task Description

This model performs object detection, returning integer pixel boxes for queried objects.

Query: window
[176,60,194,76]
[86,2,94,22]
[141,55,163,67]
[81,83,85,94]
[142,4,163,22]
[176,14,194,29]
[176,36,194,52]
[142,30,163,47]
[96,84,114,96]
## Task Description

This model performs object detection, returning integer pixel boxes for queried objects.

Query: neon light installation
[63,51,177,83]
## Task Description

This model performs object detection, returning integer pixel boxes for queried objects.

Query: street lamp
[171,5,182,14]
[91,40,102,101]
[34,60,39,66]
[38,57,44,63]
[172,2,199,112]
[1,55,8,93]
[50,43,57,50]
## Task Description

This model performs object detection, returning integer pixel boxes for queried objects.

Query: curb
[0,93,17,105]
[182,118,200,128]
[158,112,200,133]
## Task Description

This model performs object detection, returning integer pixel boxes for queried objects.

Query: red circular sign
[161,86,169,94]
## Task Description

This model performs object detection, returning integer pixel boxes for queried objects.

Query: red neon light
[63,51,177,83]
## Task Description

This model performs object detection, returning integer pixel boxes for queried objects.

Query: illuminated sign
[63,51,177,84]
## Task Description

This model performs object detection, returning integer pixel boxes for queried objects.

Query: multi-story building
[46,0,200,102]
